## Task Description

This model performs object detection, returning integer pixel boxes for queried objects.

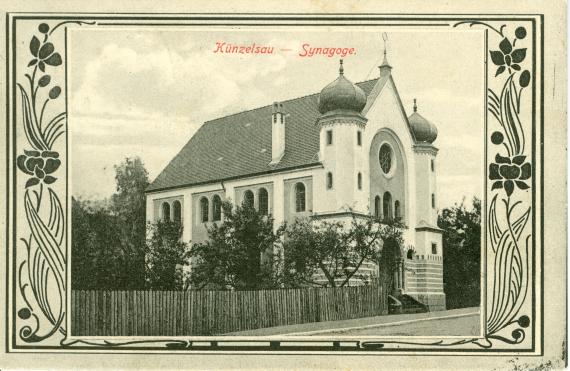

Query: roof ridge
[203,77,380,125]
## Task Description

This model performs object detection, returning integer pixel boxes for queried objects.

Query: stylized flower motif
[28,31,62,72]
[489,28,527,76]
[489,153,531,197]
[17,150,61,188]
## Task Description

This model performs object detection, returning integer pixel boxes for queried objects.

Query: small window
[431,159,435,172]
[357,131,362,146]
[394,200,401,220]
[212,195,222,221]
[162,202,171,222]
[407,250,414,260]
[357,172,362,190]
[374,196,381,218]
[431,193,436,209]
[258,188,269,215]
[173,200,182,223]
[295,183,306,212]
[200,197,209,222]
[243,190,254,209]
[326,172,333,190]
[431,243,437,255]
[326,130,333,145]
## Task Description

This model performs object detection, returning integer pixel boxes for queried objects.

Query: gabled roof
[147,79,380,193]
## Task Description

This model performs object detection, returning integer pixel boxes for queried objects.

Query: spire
[339,59,344,75]
[379,32,392,77]
[413,98,417,112]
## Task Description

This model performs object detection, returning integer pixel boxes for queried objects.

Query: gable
[147,79,379,192]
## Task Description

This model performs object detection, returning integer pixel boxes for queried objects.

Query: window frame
[172,200,182,223]
[243,190,255,209]
[431,243,438,255]
[258,187,269,215]
[212,195,222,221]
[200,197,209,223]
[294,182,306,213]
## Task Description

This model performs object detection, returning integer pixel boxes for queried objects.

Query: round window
[379,144,392,174]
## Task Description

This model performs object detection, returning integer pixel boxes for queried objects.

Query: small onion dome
[318,59,367,115]
[408,99,438,143]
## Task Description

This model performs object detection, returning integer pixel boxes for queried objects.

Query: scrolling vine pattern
[14,20,534,350]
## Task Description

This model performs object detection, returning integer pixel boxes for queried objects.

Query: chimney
[271,101,285,164]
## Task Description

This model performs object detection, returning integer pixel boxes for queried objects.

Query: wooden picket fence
[71,285,387,336]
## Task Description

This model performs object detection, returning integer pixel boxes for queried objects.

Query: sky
[69,27,484,208]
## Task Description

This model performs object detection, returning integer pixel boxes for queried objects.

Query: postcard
[0,0,566,370]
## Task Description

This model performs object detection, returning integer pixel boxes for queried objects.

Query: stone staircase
[388,294,429,314]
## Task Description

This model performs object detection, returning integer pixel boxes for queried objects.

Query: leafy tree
[282,214,405,288]
[71,197,128,289]
[110,157,149,289]
[72,157,149,290]
[189,201,284,290]
[438,197,481,309]
[145,220,191,290]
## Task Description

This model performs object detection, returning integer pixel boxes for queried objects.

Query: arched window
[431,159,435,172]
[173,200,182,223]
[161,202,171,222]
[357,172,362,190]
[407,250,414,260]
[374,196,381,218]
[431,193,436,209]
[394,200,401,220]
[326,172,333,190]
[212,195,222,221]
[243,190,254,208]
[383,192,392,220]
[258,188,269,215]
[200,197,209,222]
[295,182,306,212]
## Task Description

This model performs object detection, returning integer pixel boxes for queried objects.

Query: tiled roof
[147,79,379,192]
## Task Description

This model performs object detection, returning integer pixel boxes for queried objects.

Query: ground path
[223,307,481,336]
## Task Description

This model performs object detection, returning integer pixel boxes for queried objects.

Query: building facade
[146,53,445,310]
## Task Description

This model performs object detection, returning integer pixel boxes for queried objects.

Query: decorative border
[5,14,543,354]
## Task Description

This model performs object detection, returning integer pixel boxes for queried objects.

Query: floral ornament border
[9,17,539,352]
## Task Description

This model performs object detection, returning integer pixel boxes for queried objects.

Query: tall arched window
[394,200,401,220]
[383,192,392,220]
[295,182,306,212]
[173,200,182,223]
[326,172,333,190]
[431,193,436,209]
[374,196,381,218]
[243,190,254,208]
[212,195,222,221]
[357,172,362,190]
[407,250,414,260]
[200,197,209,222]
[258,188,269,215]
[162,202,171,222]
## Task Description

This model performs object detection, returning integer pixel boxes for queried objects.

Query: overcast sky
[69,27,484,208]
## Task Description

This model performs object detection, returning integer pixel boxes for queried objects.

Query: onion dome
[408,99,438,143]
[318,60,367,115]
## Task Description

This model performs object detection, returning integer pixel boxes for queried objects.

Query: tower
[315,60,368,213]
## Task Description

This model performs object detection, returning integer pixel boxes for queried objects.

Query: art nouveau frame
[5,14,543,354]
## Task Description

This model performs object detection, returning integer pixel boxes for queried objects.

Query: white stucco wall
[363,78,418,247]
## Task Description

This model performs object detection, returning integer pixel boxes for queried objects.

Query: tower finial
[339,59,344,75]
[413,98,417,112]
[381,33,389,65]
